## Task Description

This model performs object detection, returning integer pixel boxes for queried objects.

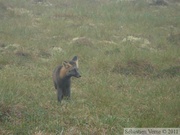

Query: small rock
[71,37,93,46]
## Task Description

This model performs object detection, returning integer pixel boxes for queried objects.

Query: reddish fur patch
[59,66,68,78]
[59,64,73,78]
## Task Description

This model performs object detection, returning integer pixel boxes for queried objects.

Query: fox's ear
[76,60,79,68]
[72,56,79,68]
[62,61,69,68]
[72,56,78,61]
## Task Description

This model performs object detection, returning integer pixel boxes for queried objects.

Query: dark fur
[52,56,81,102]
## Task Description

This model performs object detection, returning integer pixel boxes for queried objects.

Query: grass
[0,0,180,134]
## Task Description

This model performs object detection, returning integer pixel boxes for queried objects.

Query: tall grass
[0,0,180,134]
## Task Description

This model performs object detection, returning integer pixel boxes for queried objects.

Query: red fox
[52,56,81,102]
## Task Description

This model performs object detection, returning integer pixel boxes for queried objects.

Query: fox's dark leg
[63,86,71,100]
[57,87,63,102]
[54,82,57,89]
[66,86,71,98]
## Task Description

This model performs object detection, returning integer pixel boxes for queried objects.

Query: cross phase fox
[52,56,81,102]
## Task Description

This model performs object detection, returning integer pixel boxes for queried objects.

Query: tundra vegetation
[0,0,179,134]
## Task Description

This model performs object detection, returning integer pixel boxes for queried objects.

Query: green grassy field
[0,0,180,134]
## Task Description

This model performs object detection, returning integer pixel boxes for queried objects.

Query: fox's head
[60,56,81,78]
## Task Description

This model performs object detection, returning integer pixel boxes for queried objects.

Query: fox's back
[52,65,62,88]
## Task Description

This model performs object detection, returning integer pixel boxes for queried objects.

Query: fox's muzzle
[76,74,81,78]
